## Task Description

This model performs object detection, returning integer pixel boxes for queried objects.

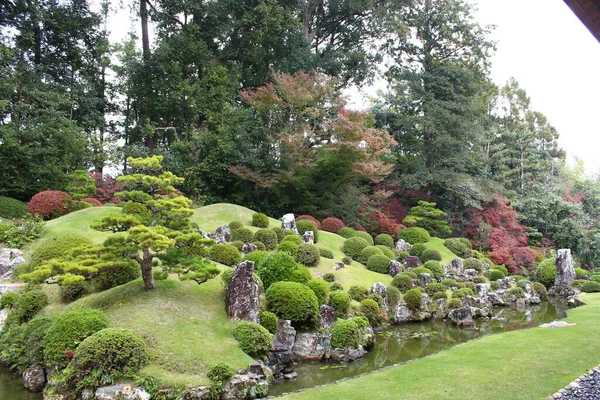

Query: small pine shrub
[358,246,384,264]
[277,241,299,257]
[27,190,72,220]
[296,243,320,267]
[322,273,335,282]
[232,228,254,243]
[266,282,319,329]
[319,247,334,259]
[207,362,235,383]
[330,282,344,291]
[341,256,352,265]
[420,248,441,263]
[306,278,330,305]
[582,281,600,293]
[348,285,370,302]
[513,275,526,281]
[259,311,279,334]
[367,254,391,274]
[281,235,302,245]
[404,288,423,311]
[398,227,430,244]
[296,220,319,243]
[359,299,381,326]
[255,251,298,289]
[296,215,322,230]
[254,229,278,250]
[342,237,370,259]
[93,260,140,291]
[423,260,443,279]
[322,217,345,233]
[328,291,351,316]
[254,241,266,251]
[392,274,413,293]
[489,269,506,281]
[232,321,273,360]
[271,227,285,242]
[252,213,269,228]
[228,220,243,230]
[208,244,242,266]
[409,243,427,258]
[374,234,394,248]
[338,227,357,239]
[0,196,28,219]
[330,319,360,349]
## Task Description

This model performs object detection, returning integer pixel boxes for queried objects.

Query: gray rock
[515,298,527,309]
[548,285,578,298]
[475,283,490,297]
[248,361,274,383]
[482,262,491,271]
[462,269,479,282]
[273,319,296,350]
[221,373,269,400]
[402,256,420,270]
[334,262,345,271]
[226,261,260,323]
[395,239,412,253]
[283,372,298,380]
[497,277,516,290]
[181,386,212,399]
[268,348,296,377]
[319,304,337,330]
[484,291,505,306]
[330,346,367,363]
[421,292,431,310]
[241,243,258,254]
[95,384,150,400]
[417,273,432,288]
[388,260,402,277]
[450,258,464,275]
[302,231,314,244]
[292,333,332,361]
[281,214,299,235]
[0,308,9,332]
[448,307,475,328]
[214,225,231,244]
[0,248,25,282]
[0,283,19,295]
[391,302,411,324]
[529,296,542,305]
[567,295,586,308]
[555,249,576,287]
[370,282,388,311]
[22,365,45,392]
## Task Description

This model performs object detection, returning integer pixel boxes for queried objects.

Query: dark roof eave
[564,0,600,43]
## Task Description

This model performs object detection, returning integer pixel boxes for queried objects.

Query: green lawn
[423,237,458,265]
[192,203,280,232]
[41,206,118,244]
[282,293,600,400]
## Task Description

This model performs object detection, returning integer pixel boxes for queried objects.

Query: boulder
[395,239,412,253]
[448,307,474,328]
[484,291,505,306]
[241,243,258,254]
[292,333,332,361]
[302,231,314,244]
[22,365,46,392]
[0,283,19,295]
[214,225,231,244]
[529,296,542,305]
[95,384,150,400]
[462,269,479,282]
[482,262,491,271]
[248,361,274,383]
[450,258,464,275]
[334,262,345,271]
[226,261,260,323]
[180,387,212,399]
[273,319,296,350]
[319,304,337,330]
[417,273,432,288]
[388,260,402,277]
[402,256,420,270]
[281,214,299,235]
[475,283,490,297]
[420,292,431,310]
[370,282,388,311]
[390,302,411,324]
[555,249,576,287]
[330,346,367,363]
[221,373,269,400]
[0,248,24,282]
[548,285,578,298]
[497,277,516,290]
[567,295,586,308]
[0,308,8,331]
[268,348,296,377]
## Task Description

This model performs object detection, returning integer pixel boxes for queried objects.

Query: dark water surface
[0,368,42,400]
[268,300,568,396]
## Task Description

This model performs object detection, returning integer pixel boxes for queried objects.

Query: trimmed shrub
[259,311,279,334]
[409,243,427,258]
[252,213,269,228]
[581,281,600,293]
[489,269,506,281]
[493,264,509,276]
[208,244,241,266]
[532,282,547,297]
[490,281,500,290]
[446,298,463,310]
[30,234,94,269]
[376,245,396,259]
[412,267,432,276]
[420,249,441,263]
[341,256,352,265]
[330,319,360,349]
[93,260,140,291]
[232,321,273,360]
[121,201,152,225]
[342,237,370,259]
[452,288,474,298]
[512,275,526,281]
[207,362,235,383]
[353,231,374,246]
[271,227,285,242]
[423,261,443,279]
[464,258,484,273]
[509,287,526,299]
[0,197,28,219]
[277,241,299,257]
[392,274,413,293]
[338,227,357,239]
[319,248,334,259]
[387,285,401,309]
[290,264,312,284]
[322,217,345,233]
[464,282,477,292]
[44,308,109,369]
[425,283,446,297]
[72,328,148,387]
[473,276,486,284]
[60,281,90,303]
[232,228,254,243]
[27,190,72,220]
[81,197,102,207]
[368,293,384,308]
[242,250,270,266]
[307,278,330,305]
[266,282,319,329]
[358,246,384,264]
[23,317,52,367]
[348,285,370,302]
[575,268,590,278]
[254,241,266,251]
[17,289,48,323]
[0,291,19,309]
[374,234,394,248]
[330,282,344,291]
[367,254,391,274]
[441,278,457,288]
[404,288,423,311]
[432,292,448,301]
[256,251,298,289]
[534,258,557,287]
[398,227,430,245]
[230,240,244,251]
[281,235,302,245]
[254,229,278,250]
[443,238,472,258]
[359,299,381,326]
[296,220,319,243]
[296,243,320,267]
[322,273,335,282]
[296,215,322,230]
[328,291,351,316]
[228,220,243,230]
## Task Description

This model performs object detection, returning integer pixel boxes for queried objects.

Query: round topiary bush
[22,316,52,367]
[341,256,352,265]
[259,310,279,334]
[493,264,509,276]
[441,278,457,288]
[242,250,270,266]
[392,274,413,293]
[575,268,590,279]
[322,217,344,233]
[296,220,319,243]
[330,282,344,291]
[306,278,330,305]
[228,220,243,230]
[412,267,432,276]
[452,288,474,298]
[490,281,500,290]
[581,281,600,293]
[338,227,357,239]
[44,307,109,369]
[30,234,94,269]
[432,292,448,301]
[472,276,486,284]
[208,244,242,266]
[353,231,374,246]
[230,240,244,251]
[409,243,427,258]
[255,251,298,290]
[359,299,381,326]
[17,289,48,323]
[232,228,254,243]
[281,234,302,245]
[376,245,396,259]
[404,288,423,311]
[443,238,472,258]
[290,264,312,284]
[342,237,370,259]
[425,282,446,297]
[266,282,319,329]
[348,285,370,302]
[446,298,463,310]
[330,319,360,349]
[358,246,384,265]
[93,260,140,291]
[489,269,506,282]
[232,321,273,360]
[277,241,299,257]
[367,254,391,274]
[0,291,19,309]
[508,287,526,299]
[328,291,351,316]
[269,227,283,243]
[319,247,334,259]
[296,215,322,230]
[207,362,235,383]
[72,328,148,387]
[0,196,28,219]
[81,197,102,207]
[59,281,90,303]
[296,243,320,267]
[398,227,430,245]
[420,248,441,263]
[254,229,278,250]
[464,258,484,273]
[252,213,269,228]
[423,260,444,279]
[374,234,394,248]
[533,282,547,297]
[27,190,72,220]
[386,285,401,309]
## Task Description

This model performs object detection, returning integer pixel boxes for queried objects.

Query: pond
[0,368,42,400]
[268,299,568,397]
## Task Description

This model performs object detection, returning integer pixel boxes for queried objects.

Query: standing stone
[370,282,388,311]
[241,243,258,254]
[302,231,314,244]
[395,239,412,253]
[226,261,260,323]
[388,260,402,277]
[281,214,299,235]
[214,225,231,244]
[402,256,420,270]
[319,305,337,330]
[462,269,479,282]
[555,249,576,287]
[450,258,464,275]
[273,320,296,350]
[269,320,297,378]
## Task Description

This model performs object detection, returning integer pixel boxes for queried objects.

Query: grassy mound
[192,203,280,232]
[422,237,459,265]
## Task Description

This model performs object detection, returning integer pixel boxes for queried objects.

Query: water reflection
[0,369,42,400]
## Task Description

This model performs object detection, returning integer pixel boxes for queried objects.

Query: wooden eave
[564,0,600,43]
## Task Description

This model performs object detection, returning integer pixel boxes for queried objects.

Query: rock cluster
[546,365,600,400]
[214,225,231,244]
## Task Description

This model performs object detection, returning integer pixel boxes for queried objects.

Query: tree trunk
[140,249,155,290]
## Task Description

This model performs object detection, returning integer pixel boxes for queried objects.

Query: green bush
[228,220,243,230]
[271,227,285,242]
[353,231,374,246]
[432,292,448,301]
[266,282,319,329]
[423,261,444,279]
[374,234,394,248]
[357,246,384,264]
[0,196,28,219]
[23,317,52,367]
[296,220,320,243]
[350,316,369,329]
[398,227,430,244]
[30,234,94,269]
[328,291,351,316]
[464,258,484,273]
[17,289,48,323]
[425,283,446,297]
[412,267,432,276]
[290,264,312,284]
[230,240,244,251]
[446,298,463,310]
[0,215,45,248]
[338,227,357,239]
[489,269,506,281]
[208,244,242,266]
[256,251,298,289]
[508,287,526,299]
[0,291,19,309]
[259,311,279,334]
[59,281,91,303]
[420,249,441,263]
[465,282,477,293]
[93,260,140,291]
[512,275,526,281]
[409,243,427,258]
[493,265,509,276]
[254,241,266,251]
[376,245,396,259]
[342,237,370,259]
[341,256,352,265]
[232,321,274,359]
[404,288,423,311]
[277,241,299,257]
[368,293,384,309]
[252,213,269,228]
[121,201,152,225]
[281,235,302,245]
[72,328,148,388]
[254,229,278,250]
[443,238,472,258]
[330,319,361,349]
[207,362,235,383]
[296,243,320,267]
[397,251,410,261]
[360,299,381,326]
[452,288,474,298]
[322,273,335,282]
[319,247,334,259]
[392,274,413,293]
[330,282,344,291]
[366,254,391,274]
[533,282,547,297]
[387,285,401,308]
[44,307,109,369]
[232,228,254,243]
[307,278,330,305]
[441,278,457,288]
[575,268,590,278]
[473,276,487,284]
[490,281,500,290]
[348,285,370,302]
[581,281,600,293]
[242,250,270,266]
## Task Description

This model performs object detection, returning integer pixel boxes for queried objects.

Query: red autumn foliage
[357,225,367,232]
[296,215,322,230]
[510,246,536,269]
[321,217,345,233]
[90,173,123,204]
[370,210,401,236]
[27,190,72,220]
[374,184,432,225]
[81,197,103,207]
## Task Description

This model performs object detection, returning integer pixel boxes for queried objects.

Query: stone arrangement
[546,365,600,400]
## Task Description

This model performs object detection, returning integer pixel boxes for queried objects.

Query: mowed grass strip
[282,293,600,400]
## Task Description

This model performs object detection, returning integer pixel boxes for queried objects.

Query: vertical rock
[450,258,464,275]
[214,225,231,244]
[281,214,299,235]
[388,260,402,277]
[0,248,24,282]
[370,282,388,311]
[555,249,576,287]
[226,261,260,323]
[302,231,314,244]
[319,305,337,330]
[395,239,412,253]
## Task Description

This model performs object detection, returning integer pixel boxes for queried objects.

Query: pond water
[0,368,42,400]
[268,299,568,397]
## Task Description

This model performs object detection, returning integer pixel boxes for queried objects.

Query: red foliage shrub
[357,225,367,232]
[296,215,322,230]
[371,210,401,236]
[90,173,123,204]
[321,217,345,233]
[27,190,72,220]
[510,247,536,269]
[81,198,103,207]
